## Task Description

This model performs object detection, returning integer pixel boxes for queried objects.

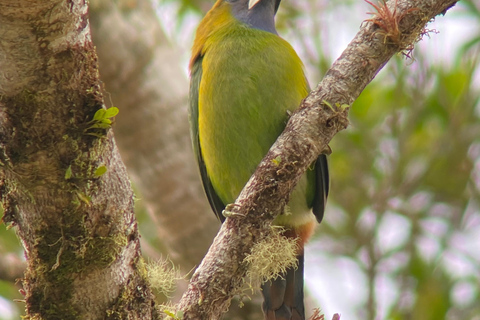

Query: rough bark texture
[0,1,157,319]
[178,0,459,318]
[88,0,219,270]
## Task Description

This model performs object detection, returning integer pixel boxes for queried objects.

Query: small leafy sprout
[162,309,183,320]
[85,107,119,135]
[65,165,73,180]
[94,165,107,177]
[337,102,350,111]
[323,100,350,112]
[323,100,334,111]
[75,190,91,206]
[272,156,282,166]
[322,100,350,130]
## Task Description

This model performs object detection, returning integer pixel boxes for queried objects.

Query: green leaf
[94,165,107,177]
[65,165,72,179]
[88,122,111,129]
[76,191,91,205]
[93,109,106,121]
[272,156,282,166]
[85,132,105,138]
[104,107,119,118]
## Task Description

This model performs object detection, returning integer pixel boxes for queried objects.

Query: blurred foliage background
[1,0,479,319]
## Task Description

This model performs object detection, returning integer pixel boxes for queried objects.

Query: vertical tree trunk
[0,1,157,319]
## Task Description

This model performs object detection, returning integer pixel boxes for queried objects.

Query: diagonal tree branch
[178,0,459,318]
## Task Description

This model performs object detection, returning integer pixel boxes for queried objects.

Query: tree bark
[88,0,219,271]
[0,1,157,319]
[177,0,459,318]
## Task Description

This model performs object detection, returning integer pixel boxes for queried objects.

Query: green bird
[189,0,329,319]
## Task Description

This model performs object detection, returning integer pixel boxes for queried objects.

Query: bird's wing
[189,57,227,222]
[306,78,329,223]
[312,154,329,223]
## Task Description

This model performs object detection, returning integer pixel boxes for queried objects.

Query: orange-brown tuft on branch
[308,309,341,320]
[308,309,324,320]
[364,0,438,58]
[365,0,417,46]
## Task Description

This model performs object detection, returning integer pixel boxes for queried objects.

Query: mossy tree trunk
[0,1,157,319]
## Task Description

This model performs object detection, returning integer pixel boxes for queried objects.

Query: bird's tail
[261,253,305,320]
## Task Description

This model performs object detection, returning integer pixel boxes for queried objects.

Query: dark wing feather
[312,154,329,223]
[189,57,226,222]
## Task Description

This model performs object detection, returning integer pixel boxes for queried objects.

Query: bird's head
[190,0,282,69]
[227,0,281,34]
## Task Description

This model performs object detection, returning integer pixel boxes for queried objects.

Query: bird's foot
[222,203,245,218]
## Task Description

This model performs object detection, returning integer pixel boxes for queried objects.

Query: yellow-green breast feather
[189,1,327,227]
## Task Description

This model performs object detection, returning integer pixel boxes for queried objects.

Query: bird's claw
[222,204,245,218]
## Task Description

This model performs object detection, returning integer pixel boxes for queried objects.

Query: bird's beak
[248,0,261,9]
